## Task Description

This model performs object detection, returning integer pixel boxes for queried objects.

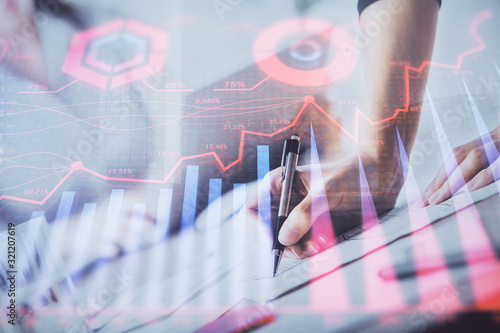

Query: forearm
[359,0,439,158]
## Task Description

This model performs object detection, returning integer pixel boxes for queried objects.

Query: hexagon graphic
[62,19,168,89]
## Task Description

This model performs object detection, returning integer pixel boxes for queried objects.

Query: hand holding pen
[273,135,301,277]
[245,149,403,264]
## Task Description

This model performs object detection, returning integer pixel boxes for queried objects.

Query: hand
[245,153,403,259]
[423,125,500,206]
[0,0,46,83]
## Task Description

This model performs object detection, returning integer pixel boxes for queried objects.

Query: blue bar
[55,191,75,224]
[102,189,124,235]
[257,145,270,180]
[79,204,97,249]
[130,204,146,247]
[72,203,96,276]
[208,179,222,205]
[206,179,222,228]
[25,211,46,279]
[233,183,246,213]
[156,189,173,238]
[257,146,271,228]
[80,203,97,224]
[181,166,199,229]
[107,189,124,223]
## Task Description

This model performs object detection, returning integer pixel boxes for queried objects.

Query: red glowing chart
[253,17,358,87]
[62,19,168,89]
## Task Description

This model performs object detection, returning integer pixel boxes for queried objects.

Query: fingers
[426,147,491,205]
[278,194,313,245]
[283,230,335,258]
[302,238,321,257]
[423,145,471,205]
[468,156,500,191]
[283,239,326,258]
[283,245,304,259]
[423,163,451,203]
[246,165,337,256]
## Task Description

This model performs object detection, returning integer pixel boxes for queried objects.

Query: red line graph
[0,10,491,204]
[0,98,303,135]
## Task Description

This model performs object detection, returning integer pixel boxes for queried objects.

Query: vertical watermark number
[6,222,17,325]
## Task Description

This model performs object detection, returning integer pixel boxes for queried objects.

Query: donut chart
[253,17,358,87]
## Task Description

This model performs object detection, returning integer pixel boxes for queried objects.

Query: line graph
[0,98,303,135]
[0,10,492,204]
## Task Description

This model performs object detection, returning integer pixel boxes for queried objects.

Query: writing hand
[245,153,402,258]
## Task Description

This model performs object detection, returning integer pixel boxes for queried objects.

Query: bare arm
[358,0,439,158]
[247,0,440,257]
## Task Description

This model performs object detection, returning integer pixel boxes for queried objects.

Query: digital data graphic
[0,10,494,210]
[253,17,359,87]
[1,2,500,331]
[62,19,169,89]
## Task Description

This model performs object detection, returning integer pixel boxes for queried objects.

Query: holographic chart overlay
[62,19,168,90]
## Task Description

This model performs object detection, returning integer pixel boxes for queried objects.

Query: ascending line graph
[0,10,492,204]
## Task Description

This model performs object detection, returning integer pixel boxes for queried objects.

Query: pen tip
[273,253,281,278]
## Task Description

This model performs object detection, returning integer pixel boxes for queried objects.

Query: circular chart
[253,17,358,87]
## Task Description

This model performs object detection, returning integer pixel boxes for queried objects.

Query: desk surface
[69,190,499,333]
[260,193,500,333]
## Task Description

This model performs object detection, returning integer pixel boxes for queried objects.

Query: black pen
[273,134,301,277]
